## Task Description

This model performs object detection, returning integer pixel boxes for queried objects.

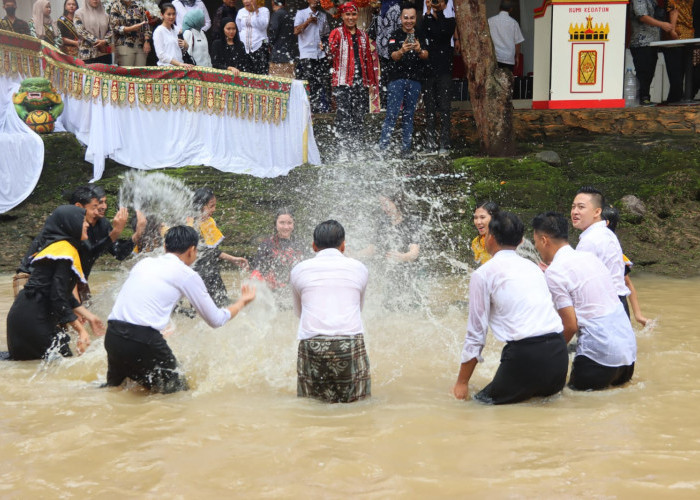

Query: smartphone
[406,33,415,44]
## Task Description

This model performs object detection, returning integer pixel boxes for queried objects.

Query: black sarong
[297,334,371,403]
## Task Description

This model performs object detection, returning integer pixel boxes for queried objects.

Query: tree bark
[454,0,516,156]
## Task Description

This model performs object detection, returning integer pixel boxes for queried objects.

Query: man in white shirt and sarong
[571,186,631,317]
[533,212,637,391]
[104,226,256,394]
[290,220,370,403]
[453,211,568,405]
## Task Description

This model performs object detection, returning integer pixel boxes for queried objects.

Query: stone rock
[621,195,646,217]
[535,150,561,166]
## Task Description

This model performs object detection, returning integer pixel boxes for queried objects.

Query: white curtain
[57,79,321,181]
[0,76,45,214]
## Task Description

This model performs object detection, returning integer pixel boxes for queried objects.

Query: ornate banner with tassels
[1,29,294,123]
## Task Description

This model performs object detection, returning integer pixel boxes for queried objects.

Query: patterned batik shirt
[629,0,661,47]
[108,0,152,48]
[667,0,695,40]
[0,16,31,35]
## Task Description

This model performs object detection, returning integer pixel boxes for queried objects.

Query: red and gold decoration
[24,109,56,133]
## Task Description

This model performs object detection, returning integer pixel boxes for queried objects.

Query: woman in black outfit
[211,16,248,75]
[6,205,105,360]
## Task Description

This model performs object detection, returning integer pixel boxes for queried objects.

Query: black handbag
[178,32,196,65]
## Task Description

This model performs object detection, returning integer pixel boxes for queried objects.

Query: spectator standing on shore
[329,2,378,147]
[663,0,695,103]
[74,0,112,64]
[378,2,428,158]
[211,17,248,75]
[30,0,61,47]
[236,0,270,75]
[58,0,81,57]
[268,0,296,78]
[182,9,211,67]
[108,0,152,67]
[0,0,30,35]
[294,0,331,112]
[629,0,674,105]
[376,0,401,95]
[487,0,524,72]
[153,2,193,68]
[172,0,210,34]
[210,0,237,43]
[423,0,455,155]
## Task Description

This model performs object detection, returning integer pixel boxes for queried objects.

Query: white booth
[532,0,628,109]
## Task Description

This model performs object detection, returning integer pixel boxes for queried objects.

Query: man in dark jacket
[268,0,296,78]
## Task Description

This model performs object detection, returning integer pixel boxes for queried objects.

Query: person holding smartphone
[378,2,428,158]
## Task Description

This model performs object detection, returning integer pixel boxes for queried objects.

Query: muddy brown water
[0,271,698,497]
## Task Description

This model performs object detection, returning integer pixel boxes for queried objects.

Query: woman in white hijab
[74,0,112,63]
[30,0,61,47]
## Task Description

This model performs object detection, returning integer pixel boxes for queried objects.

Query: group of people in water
[3,182,645,405]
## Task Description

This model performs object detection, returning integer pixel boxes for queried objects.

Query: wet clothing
[471,235,492,266]
[251,236,304,290]
[568,355,635,391]
[6,206,86,360]
[297,334,371,403]
[193,217,228,307]
[104,320,188,393]
[474,333,568,405]
[462,249,567,404]
[576,221,630,297]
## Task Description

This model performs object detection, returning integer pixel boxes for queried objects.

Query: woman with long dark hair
[471,201,499,266]
[251,207,304,290]
[6,205,105,360]
[57,0,80,57]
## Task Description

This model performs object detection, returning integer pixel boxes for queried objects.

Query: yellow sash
[199,217,224,248]
[32,240,86,283]
[471,235,492,265]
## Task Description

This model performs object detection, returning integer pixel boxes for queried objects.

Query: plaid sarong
[297,334,371,403]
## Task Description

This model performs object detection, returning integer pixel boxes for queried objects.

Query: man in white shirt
[104,226,256,394]
[487,0,524,71]
[290,220,370,403]
[452,211,568,405]
[571,186,631,316]
[533,212,636,390]
[294,0,330,112]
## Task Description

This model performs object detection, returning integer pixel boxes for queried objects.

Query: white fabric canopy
[0,76,45,214]
[57,79,321,182]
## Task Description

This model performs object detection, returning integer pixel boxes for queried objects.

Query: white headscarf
[32,0,55,38]
[74,0,110,39]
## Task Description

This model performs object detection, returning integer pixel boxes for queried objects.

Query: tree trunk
[454,0,516,156]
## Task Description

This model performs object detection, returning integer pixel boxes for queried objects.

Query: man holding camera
[294,0,330,112]
[377,2,428,158]
[423,0,455,155]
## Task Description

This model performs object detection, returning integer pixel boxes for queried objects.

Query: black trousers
[569,355,635,391]
[333,84,368,146]
[663,46,686,102]
[619,295,630,318]
[423,73,452,150]
[630,46,659,102]
[475,332,568,405]
[104,320,189,394]
[297,58,330,113]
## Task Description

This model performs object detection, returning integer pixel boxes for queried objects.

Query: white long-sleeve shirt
[294,7,328,59]
[290,248,368,341]
[173,0,211,32]
[545,245,636,367]
[153,24,183,66]
[575,220,630,296]
[461,250,563,364]
[109,253,231,331]
[236,7,270,54]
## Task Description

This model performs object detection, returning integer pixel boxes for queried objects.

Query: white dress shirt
[290,248,368,341]
[294,7,328,59]
[173,0,211,32]
[545,245,637,367]
[236,7,270,54]
[461,250,563,364]
[487,11,524,65]
[109,253,231,331]
[153,24,183,66]
[576,220,630,296]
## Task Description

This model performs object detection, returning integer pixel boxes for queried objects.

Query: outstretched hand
[240,283,256,305]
